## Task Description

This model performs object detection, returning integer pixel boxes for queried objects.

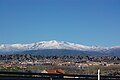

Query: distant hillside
[0,40,120,56]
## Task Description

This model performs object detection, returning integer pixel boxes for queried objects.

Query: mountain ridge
[0,40,120,56]
[0,40,110,51]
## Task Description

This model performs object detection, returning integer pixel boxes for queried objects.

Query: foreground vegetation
[0,65,120,76]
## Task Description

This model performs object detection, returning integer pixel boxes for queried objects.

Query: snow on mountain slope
[0,40,118,52]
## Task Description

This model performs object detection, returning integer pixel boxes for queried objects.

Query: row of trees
[0,54,120,62]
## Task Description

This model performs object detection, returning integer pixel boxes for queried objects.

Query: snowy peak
[30,40,92,50]
[0,40,119,52]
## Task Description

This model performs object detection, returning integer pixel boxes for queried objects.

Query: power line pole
[98,69,100,80]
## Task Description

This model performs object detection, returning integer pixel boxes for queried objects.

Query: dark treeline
[0,54,120,62]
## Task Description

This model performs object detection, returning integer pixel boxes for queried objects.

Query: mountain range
[0,40,120,56]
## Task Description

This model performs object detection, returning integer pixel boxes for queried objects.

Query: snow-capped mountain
[0,40,106,51]
[0,40,120,56]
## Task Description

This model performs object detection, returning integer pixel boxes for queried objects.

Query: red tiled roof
[47,69,65,74]
[56,69,65,74]
[47,70,58,74]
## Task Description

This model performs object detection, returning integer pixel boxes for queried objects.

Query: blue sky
[0,0,120,46]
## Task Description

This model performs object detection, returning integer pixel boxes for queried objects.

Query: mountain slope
[0,40,107,51]
[0,40,120,56]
